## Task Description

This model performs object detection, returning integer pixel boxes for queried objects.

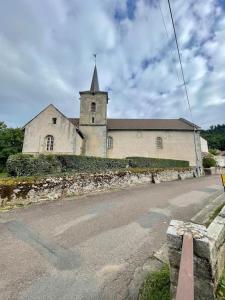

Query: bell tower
[79,65,108,157]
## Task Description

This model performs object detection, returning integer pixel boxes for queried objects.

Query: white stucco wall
[107,130,200,166]
[200,137,209,153]
[23,105,80,155]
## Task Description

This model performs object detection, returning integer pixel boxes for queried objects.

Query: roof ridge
[107,118,179,120]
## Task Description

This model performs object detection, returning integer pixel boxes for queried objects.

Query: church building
[22,66,204,167]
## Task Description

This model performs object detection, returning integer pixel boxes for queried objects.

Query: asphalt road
[0,175,222,300]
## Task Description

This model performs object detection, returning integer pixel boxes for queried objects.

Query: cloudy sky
[0,0,225,128]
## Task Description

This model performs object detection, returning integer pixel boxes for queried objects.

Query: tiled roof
[68,118,79,127]
[68,118,200,131]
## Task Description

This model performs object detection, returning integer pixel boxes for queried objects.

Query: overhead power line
[166,0,200,173]
[158,0,170,41]
[166,0,193,121]
[157,0,181,84]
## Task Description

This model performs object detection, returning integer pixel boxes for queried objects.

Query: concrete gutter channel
[191,190,225,225]
[129,189,225,300]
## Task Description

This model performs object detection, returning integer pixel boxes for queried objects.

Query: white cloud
[0,0,225,128]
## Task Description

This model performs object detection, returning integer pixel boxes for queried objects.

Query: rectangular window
[91,102,96,112]
[156,137,163,149]
[107,136,113,149]
[52,118,57,124]
[92,117,95,124]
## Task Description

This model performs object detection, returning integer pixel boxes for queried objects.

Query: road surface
[0,175,222,300]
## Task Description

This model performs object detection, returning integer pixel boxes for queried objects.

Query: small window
[91,102,96,112]
[107,136,113,149]
[52,118,57,124]
[156,137,163,149]
[92,117,95,124]
[136,132,142,138]
[46,135,54,151]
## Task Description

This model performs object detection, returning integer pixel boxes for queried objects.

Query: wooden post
[176,232,194,300]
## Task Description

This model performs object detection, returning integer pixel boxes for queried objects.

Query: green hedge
[56,155,128,173]
[6,154,189,177]
[127,157,189,168]
[6,154,62,177]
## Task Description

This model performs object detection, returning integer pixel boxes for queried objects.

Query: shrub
[6,154,62,176]
[209,149,219,156]
[203,155,217,168]
[127,157,189,168]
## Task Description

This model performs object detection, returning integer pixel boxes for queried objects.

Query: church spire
[90,65,99,93]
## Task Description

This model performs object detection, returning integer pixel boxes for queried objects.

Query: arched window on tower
[107,136,113,149]
[91,102,96,112]
[46,135,54,151]
[156,137,163,149]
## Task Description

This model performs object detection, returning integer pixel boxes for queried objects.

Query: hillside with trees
[201,124,225,151]
[0,122,24,171]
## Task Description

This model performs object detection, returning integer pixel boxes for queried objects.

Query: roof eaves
[179,118,201,130]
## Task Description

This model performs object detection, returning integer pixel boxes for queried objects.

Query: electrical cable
[166,0,200,173]
[157,0,181,84]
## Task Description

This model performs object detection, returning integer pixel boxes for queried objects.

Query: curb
[191,189,225,226]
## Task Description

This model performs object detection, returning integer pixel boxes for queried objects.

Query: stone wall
[0,169,193,208]
[204,167,222,175]
[79,91,108,157]
[167,208,225,300]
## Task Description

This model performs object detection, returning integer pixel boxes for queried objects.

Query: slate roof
[90,65,99,93]
[68,118,79,127]
[68,118,200,131]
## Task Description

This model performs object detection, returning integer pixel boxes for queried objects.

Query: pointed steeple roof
[79,64,108,103]
[90,65,99,93]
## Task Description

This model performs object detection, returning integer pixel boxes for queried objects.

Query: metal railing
[176,232,194,300]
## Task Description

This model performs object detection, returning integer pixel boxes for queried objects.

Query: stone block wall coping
[167,204,225,300]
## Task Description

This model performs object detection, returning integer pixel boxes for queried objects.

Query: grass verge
[138,265,170,300]
[0,172,8,178]
[217,269,225,299]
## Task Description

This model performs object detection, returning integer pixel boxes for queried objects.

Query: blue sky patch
[218,0,225,10]
[126,0,137,20]
[114,0,137,21]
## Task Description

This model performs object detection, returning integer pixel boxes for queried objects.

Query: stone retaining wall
[0,169,194,208]
[167,207,225,300]
[204,167,222,175]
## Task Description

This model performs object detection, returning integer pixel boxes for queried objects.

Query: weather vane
[93,53,97,65]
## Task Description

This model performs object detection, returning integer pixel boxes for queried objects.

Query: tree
[0,122,24,171]
[202,154,217,168]
[209,149,219,155]
[201,124,225,151]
